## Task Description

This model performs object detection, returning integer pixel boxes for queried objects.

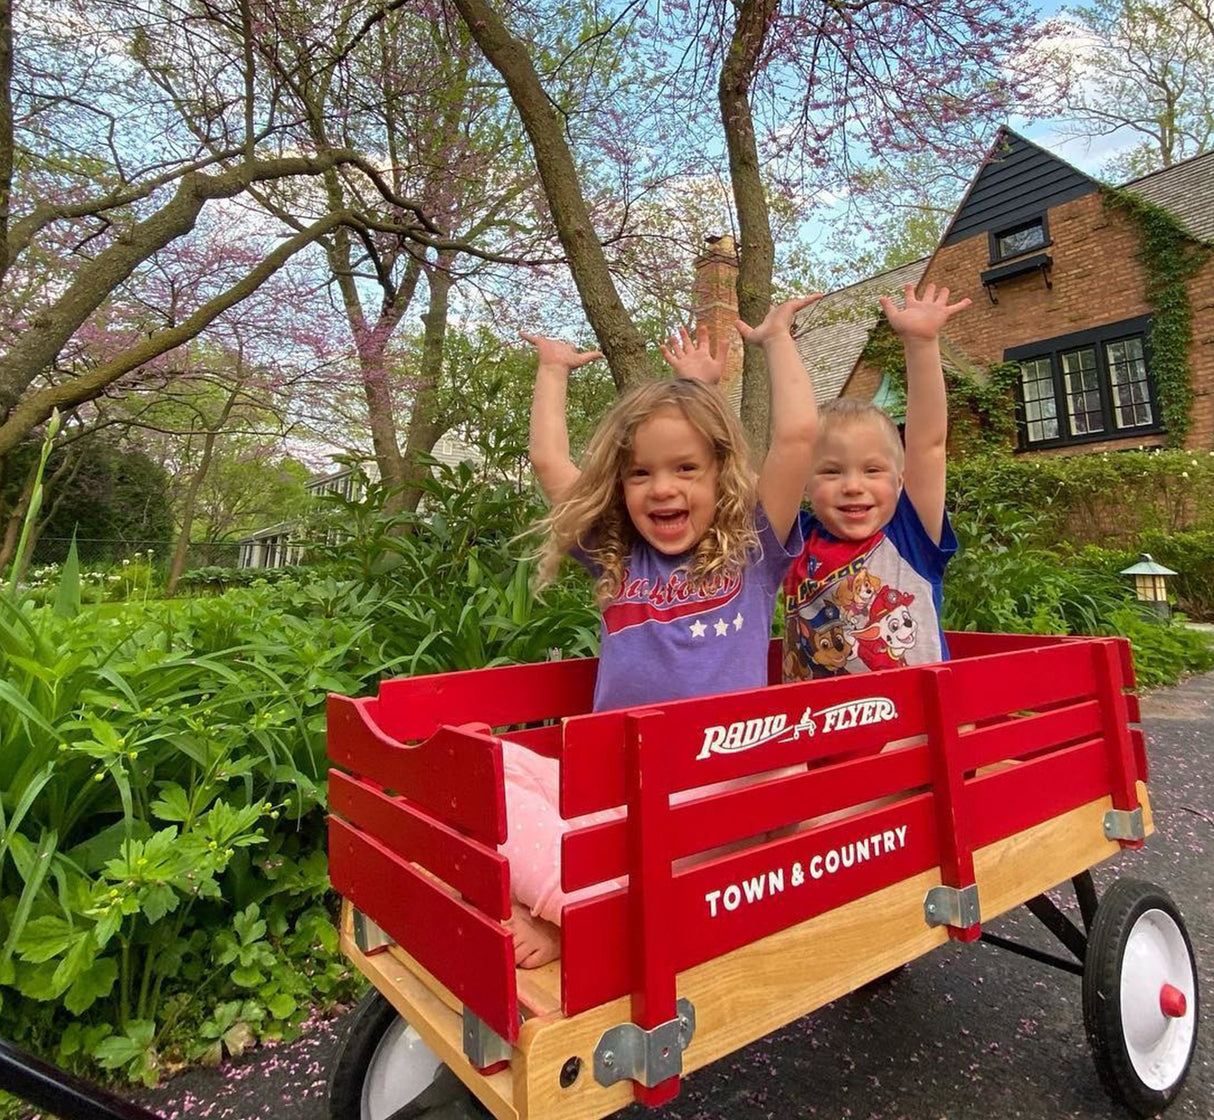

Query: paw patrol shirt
[782,492,957,681]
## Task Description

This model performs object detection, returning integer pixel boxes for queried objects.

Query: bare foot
[506,902,560,968]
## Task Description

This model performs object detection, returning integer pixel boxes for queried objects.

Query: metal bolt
[559,1056,582,1088]
[602,1050,614,1068]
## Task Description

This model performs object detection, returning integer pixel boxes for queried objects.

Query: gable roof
[1121,149,1214,243]
[939,127,1098,248]
[792,256,929,404]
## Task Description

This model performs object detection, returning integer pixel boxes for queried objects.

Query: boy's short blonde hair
[817,397,905,473]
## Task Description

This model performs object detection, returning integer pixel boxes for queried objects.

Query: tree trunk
[720,0,779,458]
[450,0,651,391]
[396,252,455,515]
[166,427,220,594]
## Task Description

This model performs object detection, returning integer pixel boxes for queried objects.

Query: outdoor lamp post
[1120,554,1177,620]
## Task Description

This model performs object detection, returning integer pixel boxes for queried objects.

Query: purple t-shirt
[575,508,804,712]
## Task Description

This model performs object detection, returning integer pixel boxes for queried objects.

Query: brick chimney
[693,234,743,404]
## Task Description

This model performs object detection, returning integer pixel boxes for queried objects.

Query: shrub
[949,449,1214,546]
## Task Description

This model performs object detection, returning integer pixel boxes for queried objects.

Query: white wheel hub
[361,1018,443,1120]
[1119,907,1196,1090]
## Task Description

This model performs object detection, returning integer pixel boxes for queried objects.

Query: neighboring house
[693,128,1214,453]
[236,432,480,569]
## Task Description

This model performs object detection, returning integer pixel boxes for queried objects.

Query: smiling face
[807,418,903,541]
[623,406,720,555]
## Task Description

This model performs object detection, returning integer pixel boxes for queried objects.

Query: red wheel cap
[1159,983,1187,1019]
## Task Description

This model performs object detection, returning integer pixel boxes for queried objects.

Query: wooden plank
[943,631,1079,660]
[330,770,510,920]
[329,818,519,1042]
[560,794,937,1016]
[561,742,931,892]
[340,910,518,1120]
[512,789,1146,1120]
[967,739,1109,850]
[959,700,1102,772]
[328,695,506,845]
[378,659,598,741]
[561,671,926,817]
[944,643,1099,724]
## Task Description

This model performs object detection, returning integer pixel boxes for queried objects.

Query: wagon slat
[377,658,598,741]
[328,770,511,920]
[328,818,520,1043]
[327,694,507,845]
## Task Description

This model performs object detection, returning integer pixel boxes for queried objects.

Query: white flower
[1182,471,1190,479]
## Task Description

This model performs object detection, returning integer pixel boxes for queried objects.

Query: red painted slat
[377,658,598,741]
[1124,693,1142,724]
[327,695,506,846]
[958,700,1102,771]
[1091,641,1142,838]
[923,668,978,940]
[507,724,563,758]
[329,770,510,920]
[561,795,937,1016]
[625,711,681,1106]
[1131,727,1148,783]
[328,817,519,1042]
[967,739,1110,849]
[944,643,1099,724]
[1117,637,1137,690]
[943,631,1078,660]
[561,671,926,817]
[561,742,931,892]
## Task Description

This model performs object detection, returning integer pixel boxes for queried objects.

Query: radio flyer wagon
[325,632,1199,1120]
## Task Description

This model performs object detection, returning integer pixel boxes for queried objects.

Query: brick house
[695,128,1214,454]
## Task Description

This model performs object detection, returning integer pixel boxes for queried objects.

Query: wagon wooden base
[339,782,1153,1120]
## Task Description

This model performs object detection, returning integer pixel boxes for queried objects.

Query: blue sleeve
[884,491,957,581]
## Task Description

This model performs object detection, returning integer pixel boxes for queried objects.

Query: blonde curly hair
[535,379,759,606]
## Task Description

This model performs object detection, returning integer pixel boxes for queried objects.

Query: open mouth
[837,505,873,521]
[649,509,690,538]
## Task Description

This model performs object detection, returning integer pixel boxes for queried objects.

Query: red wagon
[324,632,1199,1120]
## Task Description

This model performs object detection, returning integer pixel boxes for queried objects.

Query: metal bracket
[352,909,394,954]
[593,998,696,1088]
[924,883,981,928]
[462,1008,512,1068]
[1103,807,1145,842]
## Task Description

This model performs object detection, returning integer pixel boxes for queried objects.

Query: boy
[783,283,970,681]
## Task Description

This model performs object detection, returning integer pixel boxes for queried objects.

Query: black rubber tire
[329,989,406,1120]
[1082,878,1199,1117]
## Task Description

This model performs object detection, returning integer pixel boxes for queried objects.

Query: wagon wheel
[329,989,449,1120]
[1082,878,1199,1117]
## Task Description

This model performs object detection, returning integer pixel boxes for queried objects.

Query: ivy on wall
[860,323,1021,456]
[1101,188,1209,448]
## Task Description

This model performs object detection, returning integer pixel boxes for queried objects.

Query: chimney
[692,235,743,402]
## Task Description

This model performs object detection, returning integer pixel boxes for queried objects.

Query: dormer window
[990,215,1049,263]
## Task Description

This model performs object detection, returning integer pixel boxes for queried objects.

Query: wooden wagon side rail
[327,694,520,1044]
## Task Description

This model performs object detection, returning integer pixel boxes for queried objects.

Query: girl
[503,296,820,968]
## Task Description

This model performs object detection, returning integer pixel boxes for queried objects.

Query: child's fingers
[944,297,972,317]
[733,317,753,341]
[903,283,916,303]
[785,294,823,314]
[659,343,675,365]
[878,295,895,317]
[923,282,936,302]
[679,325,693,351]
[576,350,604,365]
[518,330,540,345]
[695,321,708,349]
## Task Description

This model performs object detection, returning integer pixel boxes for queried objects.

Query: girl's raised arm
[736,295,822,542]
[520,332,603,506]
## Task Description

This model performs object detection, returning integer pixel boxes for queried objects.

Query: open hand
[519,332,604,372]
[660,323,728,384]
[879,283,971,342]
[736,294,822,346]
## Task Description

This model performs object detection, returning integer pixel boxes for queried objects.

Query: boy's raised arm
[737,295,822,543]
[878,284,971,545]
[520,332,603,507]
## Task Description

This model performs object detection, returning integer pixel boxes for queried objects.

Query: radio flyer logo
[696,697,898,760]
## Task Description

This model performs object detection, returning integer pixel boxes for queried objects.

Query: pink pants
[500,742,804,926]
[499,742,623,925]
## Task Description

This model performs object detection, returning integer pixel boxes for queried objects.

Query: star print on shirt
[713,618,729,637]
[733,612,744,630]
[689,619,707,638]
